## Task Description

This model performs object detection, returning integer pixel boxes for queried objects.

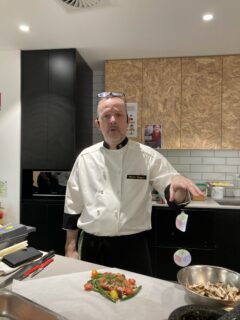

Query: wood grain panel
[142,58,181,148]
[181,57,222,149]
[105,60,142,141]
[222,56,240,149]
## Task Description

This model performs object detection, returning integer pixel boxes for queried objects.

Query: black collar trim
[103,137,128,149]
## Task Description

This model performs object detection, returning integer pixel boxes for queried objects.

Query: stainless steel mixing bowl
[177,265,240,308]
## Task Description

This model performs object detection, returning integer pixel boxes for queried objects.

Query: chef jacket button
[100,190,104,194]
[97,210,100,216]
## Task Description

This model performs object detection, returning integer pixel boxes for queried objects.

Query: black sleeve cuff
[62,213,80,229]
[164,184,189,212]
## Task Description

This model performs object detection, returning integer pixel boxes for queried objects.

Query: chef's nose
[110,115,116,122]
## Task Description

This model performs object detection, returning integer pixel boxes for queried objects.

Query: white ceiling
[1,0,240,71]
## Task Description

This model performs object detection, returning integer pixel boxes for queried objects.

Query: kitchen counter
[153,196,240,209]
[4,255,188,320]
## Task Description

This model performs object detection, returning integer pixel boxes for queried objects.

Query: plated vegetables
[84,269,142,302]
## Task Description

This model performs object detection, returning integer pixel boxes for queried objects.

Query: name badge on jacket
[127,175,147,180]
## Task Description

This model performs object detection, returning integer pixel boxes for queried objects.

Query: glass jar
[192,182,207,201]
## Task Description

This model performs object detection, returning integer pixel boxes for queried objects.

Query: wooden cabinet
[222,56,240,149]
[21,199,66,255]
[105,59,143,142]
[21,49,92,170]
[142,58,181,148]
[105,55,240,149]
[181,57,222,149]
[150,206,240,281]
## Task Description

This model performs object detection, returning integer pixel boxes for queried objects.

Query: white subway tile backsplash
[179,157,202,165]
[225,188,235,197]
[93,84,104,91]
[226,158,240,165]
[167,150,191,156]
[93,74,104,81]
[159,150,168,157]
[174,164,191,172]
[226,173,239,181]
[214,165,238,173]
[214,150,239,157]
[190,165,214,172]
[92,71,104,144]
[182,172,203,180]
[203,157,225,165]
[93,70,104,76]
[202,173,226,180]
[166,157,179,165]
[190,150,215,157]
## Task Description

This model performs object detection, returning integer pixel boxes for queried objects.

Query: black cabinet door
[214,209,240,273]
[21,49,80,170]
[150,206,217,281]
[21,50,49,169]
[150,206,240,280]
[151,207,216,249]
[21,201,49,251]
[21,200,66,255]
[47,50,76,170]
[47,203,66,255]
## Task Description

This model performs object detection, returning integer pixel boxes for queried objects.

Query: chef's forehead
[97,97,127,115]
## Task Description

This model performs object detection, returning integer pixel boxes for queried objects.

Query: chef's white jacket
[63,139,180,236]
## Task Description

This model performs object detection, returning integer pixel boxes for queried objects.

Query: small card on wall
[144,124,162,149]
[126,102,138,138]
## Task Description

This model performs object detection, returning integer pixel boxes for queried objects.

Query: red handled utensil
[23,258,54,278]
[30,258,54,278]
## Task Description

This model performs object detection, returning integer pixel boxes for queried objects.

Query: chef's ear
[95,117,100,129]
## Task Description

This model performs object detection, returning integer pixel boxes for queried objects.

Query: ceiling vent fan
[60,0,101,8]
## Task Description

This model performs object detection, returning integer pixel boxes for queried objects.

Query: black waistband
[83,230,148,241]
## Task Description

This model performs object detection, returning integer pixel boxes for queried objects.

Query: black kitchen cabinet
[21,48,92,170]
[21,199,66,255]
[150,206,240,281]
[214,209,240,272]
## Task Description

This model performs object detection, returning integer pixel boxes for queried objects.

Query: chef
[63,92,203,276]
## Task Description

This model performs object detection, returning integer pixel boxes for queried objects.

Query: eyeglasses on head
[97,92,125,99]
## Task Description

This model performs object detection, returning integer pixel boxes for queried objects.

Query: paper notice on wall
[0,180,7,198]
[144,124,162,149]
[126,102,138,138]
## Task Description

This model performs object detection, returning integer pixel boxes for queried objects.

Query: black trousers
[81,231,153,276]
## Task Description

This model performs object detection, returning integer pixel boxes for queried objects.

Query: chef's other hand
[170,175,204,203]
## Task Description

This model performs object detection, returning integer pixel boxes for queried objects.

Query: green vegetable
[84,271,142,303]
[121,285,142,301]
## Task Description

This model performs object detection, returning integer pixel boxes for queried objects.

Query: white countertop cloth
[12,268,188,320]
